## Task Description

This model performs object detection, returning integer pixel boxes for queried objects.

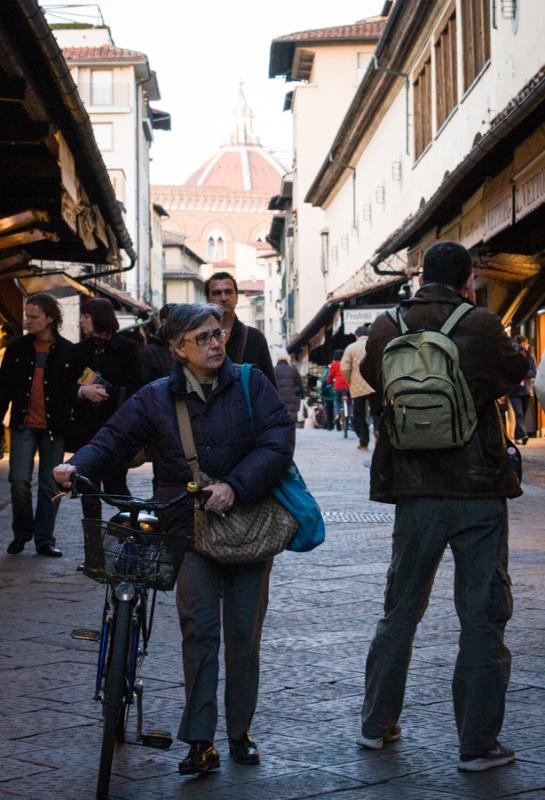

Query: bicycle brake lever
[52,490,71,502]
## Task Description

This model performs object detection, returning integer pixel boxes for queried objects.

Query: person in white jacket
[340,325,376,450]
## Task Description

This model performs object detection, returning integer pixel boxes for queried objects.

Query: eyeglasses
[181,328,226,348]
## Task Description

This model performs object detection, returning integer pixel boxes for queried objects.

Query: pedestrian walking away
[274,348,304,422]
[54,302,295,778]
[205,271,276,385]
[341,324,376,449]
[359,241,530,772]
[327,349,351,426]
[67,297,143,523]
[0,293,73,557]
[508,334,536,445]
[141,302,176,383]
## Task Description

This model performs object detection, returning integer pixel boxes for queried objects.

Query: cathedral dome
[184,83,285,194]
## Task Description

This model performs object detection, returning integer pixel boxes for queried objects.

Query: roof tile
[62,46,147,61]
[272,18,386,45]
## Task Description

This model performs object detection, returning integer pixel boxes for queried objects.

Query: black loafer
[7,538,27,555]
[229,733,260,764]
[178,742,220,775]
[36,544,63,558]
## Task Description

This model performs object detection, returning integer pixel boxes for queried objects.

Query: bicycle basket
[82,520,186,590]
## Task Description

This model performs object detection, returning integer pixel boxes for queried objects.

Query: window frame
[91,122,113,151]
[461,0,491,92]
[412,50,433,161]
[90,69,113,106]
[434,3,458,130]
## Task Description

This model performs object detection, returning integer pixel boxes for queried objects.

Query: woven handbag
[175,399,297,564]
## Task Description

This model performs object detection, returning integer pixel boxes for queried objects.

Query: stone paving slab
[1,430,545,798]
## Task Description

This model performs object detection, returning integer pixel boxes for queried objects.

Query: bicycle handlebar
[69,473,203,513]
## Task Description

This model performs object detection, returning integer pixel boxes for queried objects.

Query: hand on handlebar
[53,463,76,489]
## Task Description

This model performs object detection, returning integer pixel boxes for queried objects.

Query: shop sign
[483,188,513,241]
[515,163,545,221]
[343,307,383,335]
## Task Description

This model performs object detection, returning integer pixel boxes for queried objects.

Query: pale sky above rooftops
[45,1,383,185]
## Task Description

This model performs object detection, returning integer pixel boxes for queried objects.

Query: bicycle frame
[62,474,195,800]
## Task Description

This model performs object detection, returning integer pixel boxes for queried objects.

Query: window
[91,69,113,105]
[206,230,225,261]
[413,53,432,160]
[92,122,113,151]
[357,52,369,83]
[320,230,329,275]
[461,0,491,90]
[435,6,457,127]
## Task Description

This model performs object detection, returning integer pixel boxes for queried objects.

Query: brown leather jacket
[361,283,530,502]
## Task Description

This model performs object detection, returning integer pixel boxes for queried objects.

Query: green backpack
[382,303,477,450]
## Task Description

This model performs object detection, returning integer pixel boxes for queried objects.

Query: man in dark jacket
[0,293,73,556]
[205,272,276,385]
[358,242,529,772]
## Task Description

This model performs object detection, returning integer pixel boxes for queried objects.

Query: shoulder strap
[234,323,249,363]
[175,398,201,485]
[240,362,254,421]
[439,303,474,337]
[386,307,408,334]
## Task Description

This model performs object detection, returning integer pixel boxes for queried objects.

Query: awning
[17,273,93,298]
[287,276,406,354]
[86,279,151,317]
[0,0,136,282]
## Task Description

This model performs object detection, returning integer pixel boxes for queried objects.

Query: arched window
[206,229,226,261]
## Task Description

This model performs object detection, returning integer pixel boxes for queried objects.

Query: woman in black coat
[67,297,143,519]
[54,302,294,777]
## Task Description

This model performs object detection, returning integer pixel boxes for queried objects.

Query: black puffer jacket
[274,359,303,420]
[361,283,529,502]
[0,333,74,436]
[69,357,294,505]
[141,330,173,383]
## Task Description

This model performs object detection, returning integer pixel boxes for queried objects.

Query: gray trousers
[362,497,512,756]
[176,551,271,743]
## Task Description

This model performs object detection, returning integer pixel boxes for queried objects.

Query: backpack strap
[439,303,474,337]
[386,306,409,334]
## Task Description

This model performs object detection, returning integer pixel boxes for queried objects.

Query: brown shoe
[229,733,260,764]
[178,742,220,775]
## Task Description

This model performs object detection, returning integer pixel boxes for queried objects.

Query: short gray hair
[165,303,223,346]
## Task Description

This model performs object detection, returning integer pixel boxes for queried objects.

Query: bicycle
[339,392,351,439]
[60,474,201,800]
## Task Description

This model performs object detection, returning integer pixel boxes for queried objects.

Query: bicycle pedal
[141,729,173,749]
[71,628,100,642]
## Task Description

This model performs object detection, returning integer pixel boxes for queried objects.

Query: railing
[77,82,131,108]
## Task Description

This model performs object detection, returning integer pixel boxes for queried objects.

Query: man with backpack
[358,241,529,772]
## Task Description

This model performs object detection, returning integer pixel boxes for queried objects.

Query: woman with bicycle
[54,302,295,777]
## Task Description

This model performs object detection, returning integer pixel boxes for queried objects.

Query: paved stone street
[1,429,545,800]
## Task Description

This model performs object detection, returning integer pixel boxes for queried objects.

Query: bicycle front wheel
[97,599,130,800]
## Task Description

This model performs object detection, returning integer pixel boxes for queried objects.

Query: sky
[45,1,384,185]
